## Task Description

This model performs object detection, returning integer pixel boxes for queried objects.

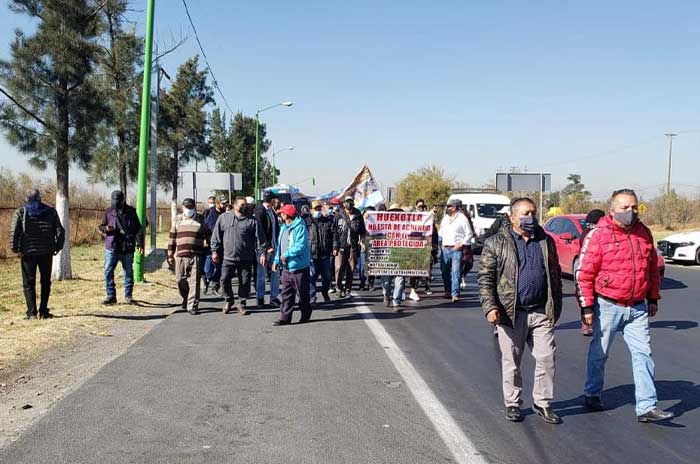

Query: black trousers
[279,267,312,322]
[220,260,253,303]
[21,254,53,316]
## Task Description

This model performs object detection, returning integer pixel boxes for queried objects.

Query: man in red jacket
[577,189,673,423]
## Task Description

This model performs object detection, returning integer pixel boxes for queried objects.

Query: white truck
[445,191,511,240]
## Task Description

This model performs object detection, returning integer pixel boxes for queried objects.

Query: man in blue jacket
[272,204,312,326]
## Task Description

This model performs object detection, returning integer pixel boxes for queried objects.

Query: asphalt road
[2,262,699,463]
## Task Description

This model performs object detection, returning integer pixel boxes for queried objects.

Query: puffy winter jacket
[308,215,334,259]
[576,215,660,313]
[478,224,563,326]
[275,216,311,271]
[10,201,65,256]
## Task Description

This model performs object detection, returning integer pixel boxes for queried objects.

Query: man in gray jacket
[210,197,265,315]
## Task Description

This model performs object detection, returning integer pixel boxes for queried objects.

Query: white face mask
[183,208,196,218]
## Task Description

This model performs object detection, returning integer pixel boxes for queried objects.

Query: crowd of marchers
[10,187,673,424]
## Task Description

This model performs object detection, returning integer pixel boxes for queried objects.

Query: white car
[657,230,700,265]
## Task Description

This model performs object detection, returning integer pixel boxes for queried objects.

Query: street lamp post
[255,101,293,201]
[665,133,677,195]
[272,146,294,186]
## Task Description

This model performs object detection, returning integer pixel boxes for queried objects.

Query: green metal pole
[254,113,260,201]
[134,0,156,283]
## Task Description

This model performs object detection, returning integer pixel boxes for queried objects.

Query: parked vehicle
[658,230,700,265]
[446,191,510,239]
[544,214,665,279]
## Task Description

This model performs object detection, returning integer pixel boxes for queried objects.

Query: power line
[180,0,234,115]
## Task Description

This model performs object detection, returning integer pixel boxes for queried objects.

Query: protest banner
[364,211,433,277]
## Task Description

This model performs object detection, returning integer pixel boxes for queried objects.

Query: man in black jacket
[478,197,563,424]
[253,192,280,307]
[333,196,366,298]
[99,190,144,305]
[10,190,65,320]
[307,200,334,303]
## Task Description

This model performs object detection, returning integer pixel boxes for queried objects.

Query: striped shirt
[167,215,209,258]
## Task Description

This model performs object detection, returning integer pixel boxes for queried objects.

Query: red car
[543,214,665,279]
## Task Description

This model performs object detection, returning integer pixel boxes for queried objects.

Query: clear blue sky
[2,0,700,200]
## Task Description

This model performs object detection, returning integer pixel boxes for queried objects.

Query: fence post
[73,203,82,244]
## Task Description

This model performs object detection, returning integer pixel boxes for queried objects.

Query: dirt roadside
[0,304,176,449]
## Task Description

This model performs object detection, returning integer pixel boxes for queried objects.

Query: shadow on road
[550,380,700,427]
[307,312,415,323]
[85,313,169,321]
[131,299,178,308]
[661,278,688,290]
[649,320,698,330]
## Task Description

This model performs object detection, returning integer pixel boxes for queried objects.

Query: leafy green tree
[396,165,455,209]
[156,56,213,220]
[88,0,143,196]
[561,173,592,213]
[212,111,273,196]
[0,0,107,279]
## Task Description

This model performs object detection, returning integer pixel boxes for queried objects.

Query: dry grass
[649,223,700,243]
[0,233,177,379]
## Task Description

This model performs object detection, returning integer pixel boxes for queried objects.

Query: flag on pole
[339,165,385,209]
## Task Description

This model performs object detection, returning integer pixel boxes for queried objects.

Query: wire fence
[0,206,172,259]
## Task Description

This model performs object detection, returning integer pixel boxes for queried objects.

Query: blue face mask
[518,215,537,234]
[313,211,323,219]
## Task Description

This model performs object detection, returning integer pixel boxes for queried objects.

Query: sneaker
[637,407,674,423]
[452,296,460,303]
[124,295,134,305]
[257,298,265,308]
[211,286,221,296]
[329,287,337,294]
[102,297,117,306]
[38,312,54,320]
[460,279,467,290]
[23,314,37,321]
[188,307,198,315]
[339,290,346,299]
[409,289,420,302]
[425,288,433,296]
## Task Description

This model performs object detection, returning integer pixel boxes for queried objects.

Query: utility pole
[149,64,169,252]
[665,133,677,195]
[135,0,156,282]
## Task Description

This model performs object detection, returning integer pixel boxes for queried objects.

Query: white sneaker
[409,289,420,302]
[460,279,467,289]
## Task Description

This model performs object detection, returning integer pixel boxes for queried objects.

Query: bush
[645,190,700,229]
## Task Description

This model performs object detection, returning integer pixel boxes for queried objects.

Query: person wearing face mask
[308,200,334,303]
[577,189,671,423]
[99,190,144,305]
[210,197,266,316]
[202,195,227,296]
[332,196,367,298]
[272,204,312,325]
[167,198,210,315]
[253,192,281,307]
[438,198,473,303]
[478,197,563,424]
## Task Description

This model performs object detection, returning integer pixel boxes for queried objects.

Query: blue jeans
[256,251,280,301]
[358,251,366,284]
[382,276,405,304]
[203,253,221,286]
[440,248,462,297]
[104,250,134,299]
[310,257,332,300]
[584,297,657,416]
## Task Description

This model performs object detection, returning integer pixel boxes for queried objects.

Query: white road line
[355,304,487,464]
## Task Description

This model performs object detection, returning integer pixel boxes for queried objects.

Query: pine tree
[0,0,108,279]
[157,56,213,221]
[89,0,143,196]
